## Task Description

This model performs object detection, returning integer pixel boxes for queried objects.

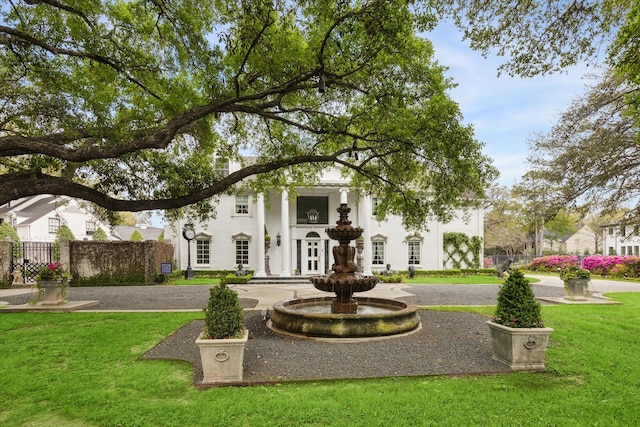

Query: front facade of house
[603,223,640,256]
[0,195,111,242]
[168,165,484,276]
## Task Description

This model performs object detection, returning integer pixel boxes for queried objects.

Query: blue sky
[428,23,594,187]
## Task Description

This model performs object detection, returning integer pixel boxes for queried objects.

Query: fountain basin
[269,297,421,338]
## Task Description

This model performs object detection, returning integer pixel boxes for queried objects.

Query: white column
[435,221,443,269]
[254,193,266,277]
[280,190,292,277]
[361,193,373,276]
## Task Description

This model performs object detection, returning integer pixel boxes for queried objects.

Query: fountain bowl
[269,297,421,338]
[310,273,378,294]
[326,227,363,242]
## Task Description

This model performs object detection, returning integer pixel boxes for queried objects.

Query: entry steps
[248,276,313,286]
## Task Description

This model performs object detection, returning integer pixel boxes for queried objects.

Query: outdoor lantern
[276,232,281,247]
[307,208,319,224]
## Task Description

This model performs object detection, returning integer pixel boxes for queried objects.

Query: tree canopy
[440,0,633,78]
[0,0,498,230]
[525,71,640,221]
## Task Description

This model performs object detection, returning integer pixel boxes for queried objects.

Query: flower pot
[486,321,553,371]
[564,278,589,301]
[195,329,249,384]
[38,280,66,305]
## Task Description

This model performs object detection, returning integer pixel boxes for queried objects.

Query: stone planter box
[196,329,248,384]
[564,278,589,301]
[486,321,553,371]
[38,280,66,305]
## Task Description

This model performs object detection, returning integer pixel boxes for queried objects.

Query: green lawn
[1,294,639,425]
[171,277,221,286]
[405,275,504,285]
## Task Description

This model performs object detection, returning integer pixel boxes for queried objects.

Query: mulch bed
[142,309,512,387]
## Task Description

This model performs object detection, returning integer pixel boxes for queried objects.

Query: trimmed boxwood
[203,283,245,339]
[493,269,544,328]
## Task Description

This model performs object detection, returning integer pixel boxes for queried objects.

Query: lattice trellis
[443,232,482,269]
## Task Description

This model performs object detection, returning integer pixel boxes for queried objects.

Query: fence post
[0,238,13,287]
[59,240,71,272]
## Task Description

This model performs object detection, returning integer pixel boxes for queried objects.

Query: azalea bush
[582,255,640,278]
[527,255,579,272]
[528,255,640,278]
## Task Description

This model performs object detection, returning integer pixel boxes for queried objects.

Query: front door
[303,232,322,274]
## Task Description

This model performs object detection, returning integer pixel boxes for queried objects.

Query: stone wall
[1,239,174,286]
[68,240,174,285]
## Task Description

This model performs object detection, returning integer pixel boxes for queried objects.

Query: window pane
[196,239,210,264]
[235,240,249,265]
[408,241,420,265]
[48,218,60,234]
[372,198,379,216]
[372,241,385,265]
[86,221,96,235]
[235,195,249,214]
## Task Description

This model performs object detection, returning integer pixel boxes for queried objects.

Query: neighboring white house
[602,223,640,256]
[0,195,111,242]
[167,163,484,276]
[112,225,164,241]
[561,223,600,254]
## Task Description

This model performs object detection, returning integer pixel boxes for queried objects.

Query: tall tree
[483,185,528,258]
[0,0,497,230]
[525,71,640,221]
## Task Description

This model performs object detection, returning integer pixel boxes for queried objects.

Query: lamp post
[182,225,195,280]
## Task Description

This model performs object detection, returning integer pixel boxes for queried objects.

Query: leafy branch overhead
[0,0,497,229]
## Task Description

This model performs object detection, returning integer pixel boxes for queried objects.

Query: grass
[171,277,221,286]
[405,275,507,285]
[1,294,639,426]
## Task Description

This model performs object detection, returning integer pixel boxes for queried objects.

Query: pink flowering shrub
[528,255,640,278]
[484,257,494,268]
[527,255,579,272]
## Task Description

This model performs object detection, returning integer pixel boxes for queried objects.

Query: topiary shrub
[92,227,109,241]
[202,283,245,339]
[1,222,22,258]
[493,269,544,328]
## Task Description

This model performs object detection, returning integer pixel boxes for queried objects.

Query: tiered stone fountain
[269,202,420,338]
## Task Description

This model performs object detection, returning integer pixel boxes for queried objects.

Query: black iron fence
[11,242,55,284]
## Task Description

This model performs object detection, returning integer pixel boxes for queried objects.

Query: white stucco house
[0,195,111,242]
[168,163,484,276]
[602,223,640,256]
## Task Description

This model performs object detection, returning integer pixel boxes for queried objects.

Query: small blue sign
[160,262,173,274]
